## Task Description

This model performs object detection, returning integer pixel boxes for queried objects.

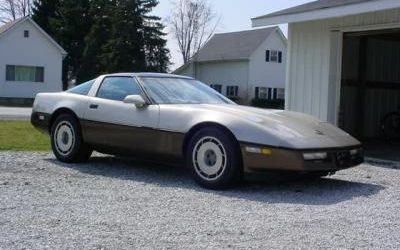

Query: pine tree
[102,0,169,73]
[32,0,92,85]
[80,0,115,81]
[31,0,59,36]
[52,0,92,83]
[32,0,170,87]
[101,0,146,73]
[141,0,170,72]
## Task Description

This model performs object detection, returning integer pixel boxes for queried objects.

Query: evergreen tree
[31,0,59,37]
[32,0,92,85]
[141,0,170,72]
[80,0,115,81]
[101,0,169,73]
[101,0,146,73]
[51,0,92,83]
[32,0,170,87]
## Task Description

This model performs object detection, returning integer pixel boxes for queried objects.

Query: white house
[0,17,67,105]
[174,27,287,104]
[252,0,400,140]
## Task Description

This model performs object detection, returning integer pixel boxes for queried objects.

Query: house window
[24,30,29,38]
[6,65,44,82]
[266,50,282,63]
[226,86,239,97]
[210,84,222,93]
[255,87,285,100]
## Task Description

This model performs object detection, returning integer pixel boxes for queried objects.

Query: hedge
[250,98,285,109]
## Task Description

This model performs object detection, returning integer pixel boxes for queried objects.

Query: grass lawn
[0,121,50,151]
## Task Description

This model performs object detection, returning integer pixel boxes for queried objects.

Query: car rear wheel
[187,127,242,189]
[51,114,92,163]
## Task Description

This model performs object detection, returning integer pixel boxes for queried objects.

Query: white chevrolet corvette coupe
[31,73,363,189]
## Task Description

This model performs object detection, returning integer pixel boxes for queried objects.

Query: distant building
[0,17,67,105]
[174,27,287,104]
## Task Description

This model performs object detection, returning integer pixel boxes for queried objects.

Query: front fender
[158,105,289,148]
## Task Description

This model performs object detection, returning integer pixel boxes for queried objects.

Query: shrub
[228,96,241,104]
[251,98,285,109]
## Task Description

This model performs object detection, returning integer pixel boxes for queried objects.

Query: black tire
[186,127,242,189]
[50,114,92,163]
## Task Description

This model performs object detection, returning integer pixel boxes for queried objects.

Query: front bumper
[31,112,51,134]
[240,143,364,173]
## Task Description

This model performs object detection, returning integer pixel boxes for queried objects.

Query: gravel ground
[0,152,399,250]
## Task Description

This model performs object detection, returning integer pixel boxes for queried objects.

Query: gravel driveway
[0,152,399,250]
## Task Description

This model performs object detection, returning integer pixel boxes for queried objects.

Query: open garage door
[340,29,400,161]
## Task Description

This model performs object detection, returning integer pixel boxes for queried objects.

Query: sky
[152,0,314,70]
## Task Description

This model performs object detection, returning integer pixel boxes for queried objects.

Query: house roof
[173,27,283,74]
[252,0,400,26]
[0,16,67,55]
[193,27,278,63]
[256,0,372,19]
[0,18,24,34]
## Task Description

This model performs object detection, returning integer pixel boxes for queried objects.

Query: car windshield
[139,77,235,105]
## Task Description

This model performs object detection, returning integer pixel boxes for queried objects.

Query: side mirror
[123,95,147,108]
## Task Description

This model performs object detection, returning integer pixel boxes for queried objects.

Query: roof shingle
[193,27,277,62]
[0,17,26,35]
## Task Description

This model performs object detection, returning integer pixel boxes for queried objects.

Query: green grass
[0,121,50,151]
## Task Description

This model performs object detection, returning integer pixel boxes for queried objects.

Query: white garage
[252,0,400,160]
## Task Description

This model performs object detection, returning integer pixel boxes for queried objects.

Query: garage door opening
[340,29,400,161]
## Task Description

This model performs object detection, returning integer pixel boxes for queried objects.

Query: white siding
[287,8,400,123]
[173,29,287,104]
[249,30,286,99]
[176,63,195,77]
[0,20,63,98]
[197,61,249,101]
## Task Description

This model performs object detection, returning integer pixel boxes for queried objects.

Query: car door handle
[89,104,99,109]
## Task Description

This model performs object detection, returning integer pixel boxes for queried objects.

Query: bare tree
[0,0,31,24]
[169,0,220,64]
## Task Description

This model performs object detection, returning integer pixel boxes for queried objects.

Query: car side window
[96,77,142,101]
[67,79,95,95]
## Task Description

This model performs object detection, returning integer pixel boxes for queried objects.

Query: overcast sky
[152,0,314,70]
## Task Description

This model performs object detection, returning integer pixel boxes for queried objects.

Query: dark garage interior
[340,29,400,161]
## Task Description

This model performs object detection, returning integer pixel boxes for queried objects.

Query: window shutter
[266,50,270,62]
[268,88,272,100]
[35,67,44,82]
[255,87,259,99]
[278,51,282,63]
[6,65,15,81]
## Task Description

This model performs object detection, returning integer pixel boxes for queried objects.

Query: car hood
[192,104,360,148]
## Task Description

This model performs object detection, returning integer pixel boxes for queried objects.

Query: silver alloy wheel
[54,121,75,156]
[192,136,227,181]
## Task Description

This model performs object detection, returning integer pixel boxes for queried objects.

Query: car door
[82,76,159,154]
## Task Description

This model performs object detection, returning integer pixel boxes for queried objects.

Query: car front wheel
[187,127,242,189]
[51,114,92,163]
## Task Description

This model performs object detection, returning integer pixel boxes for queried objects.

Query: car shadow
[45,155,384,206]
[365,157,400,170]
